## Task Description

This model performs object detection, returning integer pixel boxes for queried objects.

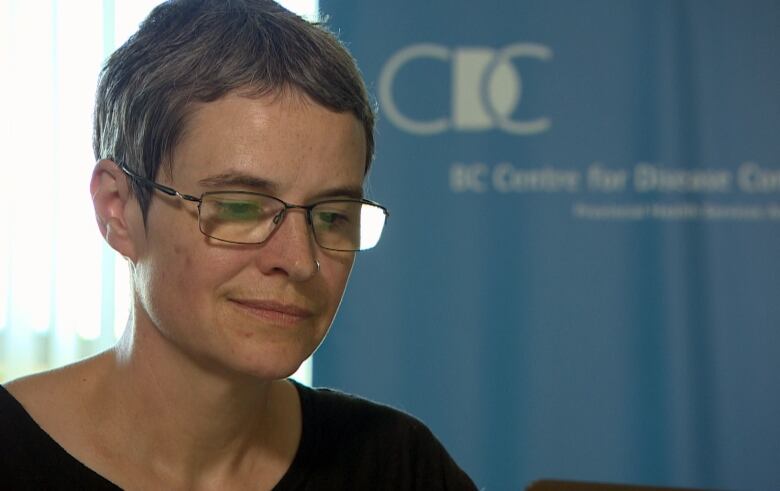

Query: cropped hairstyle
[93,0,375,219]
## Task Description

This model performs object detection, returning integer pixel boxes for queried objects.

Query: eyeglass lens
[197,192,386,251]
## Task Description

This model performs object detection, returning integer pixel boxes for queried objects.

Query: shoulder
[0,381,59,458]
[290,382,477,490]
[297,382,435,443]
[0,360,121,489]
[0,382,40,479]
[3,355,111,451]
[5,368,69,408]
[1,360,98,449]
[0,382,34,433]
[0,381,111,488]
[298,382,419,423]
[3,369,72,436]
[4,358,101,431]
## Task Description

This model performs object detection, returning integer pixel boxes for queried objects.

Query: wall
[316,1,780,489]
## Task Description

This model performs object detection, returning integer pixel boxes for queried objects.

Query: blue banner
[316,1,780,489]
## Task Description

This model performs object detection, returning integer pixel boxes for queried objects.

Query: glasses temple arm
[118,163,201,203]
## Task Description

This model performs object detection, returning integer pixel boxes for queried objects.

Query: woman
[0,1,476,489]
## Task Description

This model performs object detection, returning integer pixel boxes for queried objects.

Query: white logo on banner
[378,43,553,135]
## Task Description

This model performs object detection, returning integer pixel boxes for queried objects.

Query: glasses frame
[118,164,389,252]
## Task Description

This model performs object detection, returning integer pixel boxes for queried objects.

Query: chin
[218,337,320,382]
[241,359,306,382]
[194,306,330,381]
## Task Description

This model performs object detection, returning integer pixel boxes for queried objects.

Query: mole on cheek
[172,244,193,267]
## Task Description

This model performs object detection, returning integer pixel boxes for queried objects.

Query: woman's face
[129,91,366,380]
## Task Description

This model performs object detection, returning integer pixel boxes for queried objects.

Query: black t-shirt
[0,381,477,490]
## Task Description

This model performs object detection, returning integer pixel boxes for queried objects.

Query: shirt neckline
[0,380,314,490]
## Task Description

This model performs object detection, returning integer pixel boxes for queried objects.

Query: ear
[90,160,142,261]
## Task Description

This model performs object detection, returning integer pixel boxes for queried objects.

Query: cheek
[168,242,194,284]
[142,244,242,336]
[166,241,241,293]
[322,253,355,303]
[172,243,193,271]
[170,244,195,272]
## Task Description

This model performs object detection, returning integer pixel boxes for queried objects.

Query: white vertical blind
[0,0,317,384]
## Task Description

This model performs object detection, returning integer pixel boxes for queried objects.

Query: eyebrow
[198,172,278,193]
[197,171,364,200]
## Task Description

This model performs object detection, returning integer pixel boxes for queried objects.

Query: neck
[94,315,301,487]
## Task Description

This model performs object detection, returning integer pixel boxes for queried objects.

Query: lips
[228,299,314,326]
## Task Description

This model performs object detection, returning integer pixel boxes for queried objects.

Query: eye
[214,199,263,221]
[314,210,351,228]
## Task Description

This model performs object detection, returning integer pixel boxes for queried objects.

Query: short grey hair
[93,0,375,218]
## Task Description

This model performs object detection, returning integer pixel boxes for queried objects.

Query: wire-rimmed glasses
[119,164,389,252]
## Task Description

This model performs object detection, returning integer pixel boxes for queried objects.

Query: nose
[256,207,319,281]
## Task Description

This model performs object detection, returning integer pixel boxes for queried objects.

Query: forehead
[169,90,367,199]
